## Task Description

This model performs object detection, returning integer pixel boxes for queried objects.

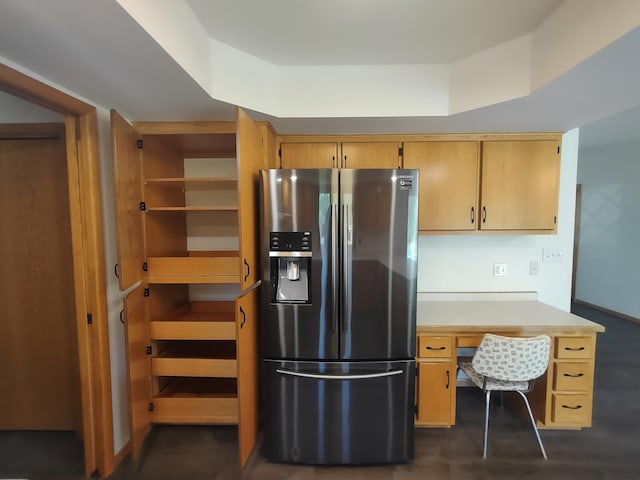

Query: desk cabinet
[538,335,596,428]
[415,332,598,430]
[415,335,456,426]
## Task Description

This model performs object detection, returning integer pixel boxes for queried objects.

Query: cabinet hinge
[139,201,146,211]
[146,344,152,355]
[86,313,93,325]
[144,287,150,297]
[148,402,154,412]
[137,139,143,149]
[142,262,148,272]
[398,147,403,156]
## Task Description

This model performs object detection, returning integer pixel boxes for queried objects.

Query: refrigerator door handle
[342,203,352,334]
[275,368,404,380]
[331,203,338,333]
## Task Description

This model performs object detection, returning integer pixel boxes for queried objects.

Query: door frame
[0,63,114,477]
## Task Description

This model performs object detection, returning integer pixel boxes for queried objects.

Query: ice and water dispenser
[269,231,311,304]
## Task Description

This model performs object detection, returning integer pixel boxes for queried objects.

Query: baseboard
[573,299,640,325]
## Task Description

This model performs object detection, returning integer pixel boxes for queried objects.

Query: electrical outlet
[493,263,507,276]
[530,261,539,276]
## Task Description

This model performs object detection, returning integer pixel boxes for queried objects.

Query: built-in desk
[415,300,605,429]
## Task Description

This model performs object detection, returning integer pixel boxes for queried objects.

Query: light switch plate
[542,248,563,263]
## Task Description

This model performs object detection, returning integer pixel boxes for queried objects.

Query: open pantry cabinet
[112,108,263,466]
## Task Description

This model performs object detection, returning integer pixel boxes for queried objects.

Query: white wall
[575,139,640,318]
[417,129,579,312]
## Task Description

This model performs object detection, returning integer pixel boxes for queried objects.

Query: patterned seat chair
[458,333,552,459]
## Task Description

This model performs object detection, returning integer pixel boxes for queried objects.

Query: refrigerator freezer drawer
[262,359,415,465]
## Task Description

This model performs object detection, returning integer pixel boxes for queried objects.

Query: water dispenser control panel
[270,232,312,252]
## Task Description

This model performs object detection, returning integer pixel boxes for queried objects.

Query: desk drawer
[553,362,593,391]
[555,336,594,359]
[418,336,453,358]
[551,393,592,424]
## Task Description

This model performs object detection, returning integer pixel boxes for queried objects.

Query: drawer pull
[561,404,583,410]
[426,346,446,350]
[564,346,585,351]
[563,372,584,378]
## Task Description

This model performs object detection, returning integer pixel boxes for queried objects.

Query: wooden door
[123,284,152,461]
[111,109,145,290]
[0,126,81,430]
[417,361,454,426]
[404,141,479,231]
[236,108,262,291]
[280,142,338,168]
[480,140,560,231]
[236,286,259,466]
[341,142,400,169]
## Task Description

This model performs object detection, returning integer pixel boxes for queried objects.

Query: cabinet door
[341,142,400,169]
[480,140,560,231]
[417,361,454,426]
[123,284,152,461]
[236,108,262,290]
[280,142,337,169]
[111,109,145,290]
[404,142,479,231]
[236,286,260,466]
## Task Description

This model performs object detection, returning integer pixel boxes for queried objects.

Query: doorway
[0,64,114,477]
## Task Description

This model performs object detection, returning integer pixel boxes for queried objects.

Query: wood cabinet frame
[1,63,112,477]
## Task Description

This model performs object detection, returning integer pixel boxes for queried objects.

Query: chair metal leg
[516,390,548,460]
[483,390,491,459]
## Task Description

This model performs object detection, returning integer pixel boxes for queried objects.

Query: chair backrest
[471,334,551,382]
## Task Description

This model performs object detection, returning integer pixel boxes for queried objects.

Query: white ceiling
[0,0,639,138]
[186,0,562,65]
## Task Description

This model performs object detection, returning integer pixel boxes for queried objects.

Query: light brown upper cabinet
[280,142,338,168]
[403,141,480,231]
[480,140,560,231]
[278,141,400,169]
[112,107,263,466]
[341,141,401,168]
[404,138,561,234]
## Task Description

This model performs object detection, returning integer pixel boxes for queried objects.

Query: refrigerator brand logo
[398,176,413,190]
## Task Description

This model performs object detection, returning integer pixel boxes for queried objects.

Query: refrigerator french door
[260,168,418,464]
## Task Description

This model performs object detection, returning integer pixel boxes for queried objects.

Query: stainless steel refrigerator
[260,168,418,465]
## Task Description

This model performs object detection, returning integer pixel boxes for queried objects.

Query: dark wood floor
[1,303,638,479]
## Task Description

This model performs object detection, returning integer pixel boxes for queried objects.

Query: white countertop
[416,300,605,334]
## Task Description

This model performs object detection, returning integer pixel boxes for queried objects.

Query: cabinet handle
[564,346,585,351]
[470,206,475,224]
[119,309,125,325]
[561,404,583,410]
[426,346,446,350]
[332,155,336,168]
[482,206,487,223]
[343,155,347,168]
[563,372,584,378]
[239,306,246,329]
[114,263,120,278]
[445,370,450,389]
[243,259,250,281]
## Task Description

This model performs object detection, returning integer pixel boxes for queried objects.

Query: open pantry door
[111,109,145,291]
[236,107,262,291]
[235,285,260,466]
[123,284,152,461]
